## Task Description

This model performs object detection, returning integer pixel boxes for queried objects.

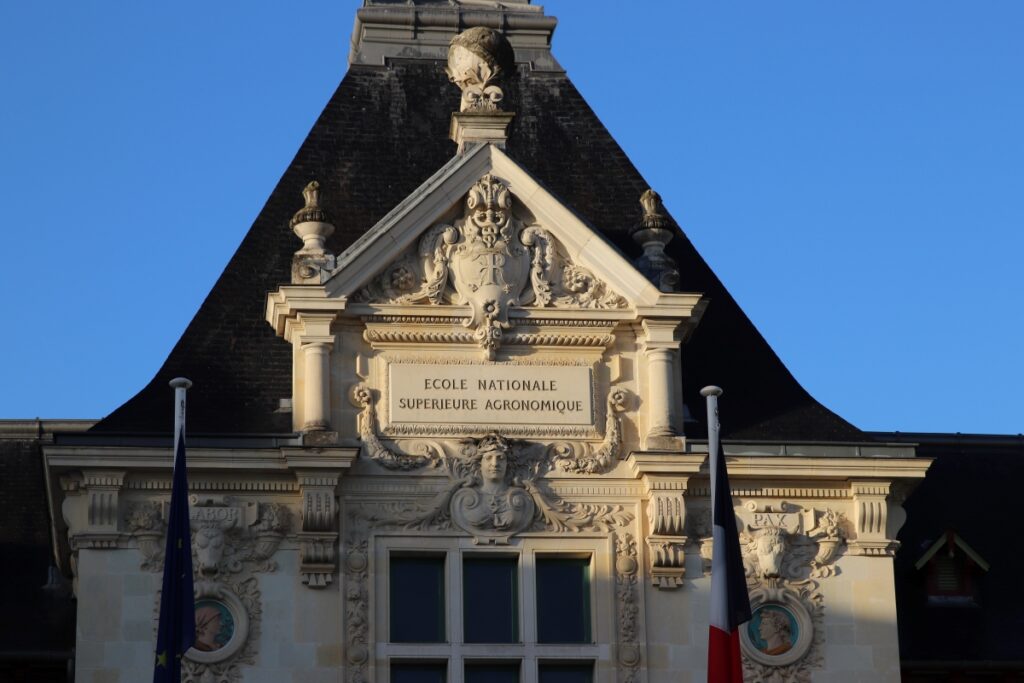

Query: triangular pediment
[324,144,674,317]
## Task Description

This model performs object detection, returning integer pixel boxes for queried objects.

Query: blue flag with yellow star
[154,427,195,682]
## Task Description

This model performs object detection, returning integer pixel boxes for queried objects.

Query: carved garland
[614,532,642,683]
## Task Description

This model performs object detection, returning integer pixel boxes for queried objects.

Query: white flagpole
[170,377,192,458]
[701,385,723,504]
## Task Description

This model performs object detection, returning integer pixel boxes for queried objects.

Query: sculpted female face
[480,448,508,484]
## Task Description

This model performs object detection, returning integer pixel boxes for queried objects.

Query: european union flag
[154,427,195,682]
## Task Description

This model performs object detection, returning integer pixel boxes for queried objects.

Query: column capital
[285,312,337,345]
[640,317,682,346]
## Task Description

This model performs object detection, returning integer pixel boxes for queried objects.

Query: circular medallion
[193,599,234,653]
[186,583,250,664]
[739,593,813,667]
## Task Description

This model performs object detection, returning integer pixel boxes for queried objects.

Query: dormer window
[914,531,989,606]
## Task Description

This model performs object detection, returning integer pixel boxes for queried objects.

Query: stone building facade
[42,2,932,682]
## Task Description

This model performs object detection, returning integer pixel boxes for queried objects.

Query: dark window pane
[537,557,591,643]
[391,662,447,683]
[465,662,520,683]
[463,557,518,643]
[390,556,445,642]
[538,662,593,683]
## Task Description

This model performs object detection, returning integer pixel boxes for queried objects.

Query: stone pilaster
[640,318,684,450]
[288,312,337,437]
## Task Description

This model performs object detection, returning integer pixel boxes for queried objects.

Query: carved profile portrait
[748,605,798,657]
[193,599,234,653]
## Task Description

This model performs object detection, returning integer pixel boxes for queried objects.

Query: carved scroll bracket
[641,476,689,590]
[551,388,628,475]
[848,480,900,557]
[626,452,704,590]
[61,470,129,586]
[296,470,342,588]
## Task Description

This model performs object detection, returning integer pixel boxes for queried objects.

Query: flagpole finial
[169,377,193,390]
[700,385,723,398]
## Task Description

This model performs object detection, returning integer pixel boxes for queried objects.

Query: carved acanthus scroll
[552,387,627,474]
[352,384,443,470]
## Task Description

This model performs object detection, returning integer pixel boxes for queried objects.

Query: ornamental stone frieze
[126,496,291,576]
[348,431,634,544]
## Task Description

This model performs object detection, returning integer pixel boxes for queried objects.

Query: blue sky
[1,1,1021,434]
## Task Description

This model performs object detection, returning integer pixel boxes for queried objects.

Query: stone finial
[290,181,336,283]
[290,181,334,254]
[639,189,671,231]
[290,182,329,231]
[446,26,515,113]
[632,189,680,293]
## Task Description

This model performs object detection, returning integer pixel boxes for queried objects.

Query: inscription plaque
[388,363,594,427]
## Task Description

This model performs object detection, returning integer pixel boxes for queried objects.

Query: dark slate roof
[0,423,79,665]
[878,432,1024,666]
[92,59,862,442]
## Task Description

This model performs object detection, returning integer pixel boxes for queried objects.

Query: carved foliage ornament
[182,578,262,683]
[353,174,627,357]
[739,503,849,582]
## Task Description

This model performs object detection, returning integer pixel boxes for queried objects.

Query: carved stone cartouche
[354,173,627,357]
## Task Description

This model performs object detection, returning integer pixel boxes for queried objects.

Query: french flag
[702,386,751,683]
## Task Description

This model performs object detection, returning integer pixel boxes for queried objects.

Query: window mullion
[450,547,463,646]
[522,549,538,646]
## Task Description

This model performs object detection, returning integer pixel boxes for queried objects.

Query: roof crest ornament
[290,181,336,284]
[446,27,516,152]
[446,26,515,113]
[631,189,680,293]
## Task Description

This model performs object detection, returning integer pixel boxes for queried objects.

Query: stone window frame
[373,535,616,683]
